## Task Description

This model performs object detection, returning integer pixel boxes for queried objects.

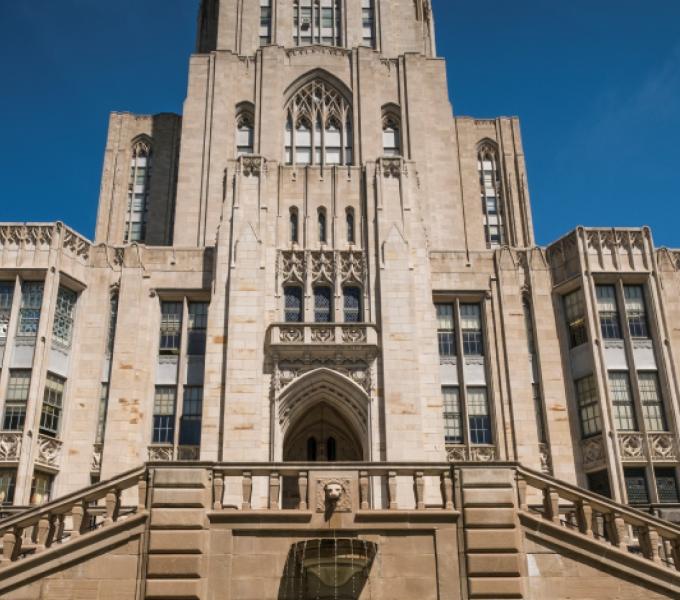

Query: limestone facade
[1,0,680,597]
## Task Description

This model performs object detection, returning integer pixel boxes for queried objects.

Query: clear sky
[1,0,679,247]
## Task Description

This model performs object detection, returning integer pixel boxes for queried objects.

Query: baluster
[605,513,628,550]
[45,513,58,549]
[441,471,454,510]
[414,472,425,510]
[138,475,148,510]
[642,526,661,564]
[542,487,560,524]
[387,471,398,510]
[55,513,66,544]
[576,499,593,537]
[359,471,369,510]
[270,472,281,510]
[105,489,120,525]
[35,516,51,553]
[670,539,680,571]
[2,528,19,562]
[516,474,528,511]
[242,471,253,510]
[298,472,308,511]
[70,503,85,538]
[213,471,224,510]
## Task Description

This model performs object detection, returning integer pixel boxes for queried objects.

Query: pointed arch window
[290,207,299,244]
[236,109,254,156]
[284,79,353,166]
[284,286,304,323]
[293,0,342,47]
[478,143,505,248]
[343,286,362,323]
[125,139,151,243]
[318,208,327,243]
[314,286,333,323]
[382,110,401,157]
[346,208,355,244]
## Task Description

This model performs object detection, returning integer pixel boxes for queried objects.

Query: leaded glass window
[361,0,375,47]
[188,302,208,355]
[284,286,303,323]
[436,303,456,358]
[461,304,483,356]
[153,386,176,444]
[259,0,272,45]
[624,285,649,338]
[125,139,151,243]
[655,468,679,504]
[624,468,649,504]
[40,373,65,438]
[53,286,77,347]
[290,207,299,243]
[343,287,362,323]
[346,208,355,244]
[638,372,667,431]
[0,470,16,505]
[609,372,636,431]
[30,471,53,505]
[18,282,43,337]
[575,375,601,437]
[442,386,462,444]
[314,286,332,323]
[564,289,588,348]
[293,0,341,47]
[179,386,203,447]
[3,370,31,431]
[0,282,14,341]
[159,302,182,354]
[468,387,492,444]
[596,285,621,339]
[478,144,504,247]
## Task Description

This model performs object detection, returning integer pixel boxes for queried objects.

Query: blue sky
[1,0,679,247]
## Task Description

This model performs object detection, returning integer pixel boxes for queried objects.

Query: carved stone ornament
[581,436,605,468]
[311,326,335,343]
[342,326,367,344]
[470,446,496,462]
[649,433,678,461]
[446,445,467,462]
[316,478,352,513]
[36,435,63,467]
[62,228,91,260]
[0,432,22,461]
[280,326,304,343]
[539,443,552,474]
[382,158,404,178]
[0,224,53,250]
[311,251,335,284]
[240,156,266,177]
[91,445,102,472]
[619,433,645,461]
[340,251,365,285]
[275,358,372,395]
[280,251,305,284]
[148,445,174,461]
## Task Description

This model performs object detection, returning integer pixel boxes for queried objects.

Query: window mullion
[454,300,471,450]
[174,298,190,454]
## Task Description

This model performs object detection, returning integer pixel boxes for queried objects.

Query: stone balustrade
[517,465,680,571]
[268,323,378,347]
[0,466,147,566]
[0,222,91,264]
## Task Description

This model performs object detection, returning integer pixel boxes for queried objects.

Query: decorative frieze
[0,224,53,250]
[446,445,496,462]
[618,433,646,462]
[0,433,22,462]
[279,250,366,288]
[280,251,306,284]
[310,325,335,343]
[649,433,677,462]
[148,445,174,461]
[581,435,606,469]
[310,251,335,284]
[35,435,63,468]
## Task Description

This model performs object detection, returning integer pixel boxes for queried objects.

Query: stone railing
[0,222,91,263]
[0,466,147,566]
[269,323,378,347]
[0,433,22,462]
[517,465,680,571]
[210,463,455,512]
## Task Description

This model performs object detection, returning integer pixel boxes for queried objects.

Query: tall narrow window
[259,0,272,45]
[314,286,332,323]
[523,300,536,355]
[307,437,317,461]
[442,386,463,444]
[327,437,337,461]
[179,386,203,449]
[461,304,483,356]
[40,374,65,438]
[468,387,492,444]
[563,289,588,348]
[361,0,375,47]
[609,372,636,431]
[290,207,299,243]
[596,285,621,339]
[53,287,77,347]
[284,286,303,322]
[586,470,611,499]
[436,303,456,358]
[188,302,208,355]
[30,471,53,505]
[346,208,355,244]
[575,375,601,437]
[18,282,43,337]
[107,291,119,355]
[624,468,649,504]
[655,468,680,503]
[236,112,254,156]
[95,383,109,445]
[293,0,341,47]
[159,302,182,354]
[638,372,667,431]
[533,384,547,444]
[318,208,327,243]
[382,112,401,156]
[284,79,353,166]
[343,287,362,323]
[153,386,177,445]
[0,282,14,341]
[0,470,16,505]
[624,285,649,338]
[478,143,504,247]
[3,370,31,431]
[125,139,151,243]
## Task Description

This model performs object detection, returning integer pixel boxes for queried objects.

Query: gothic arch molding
[283,68,352,106]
